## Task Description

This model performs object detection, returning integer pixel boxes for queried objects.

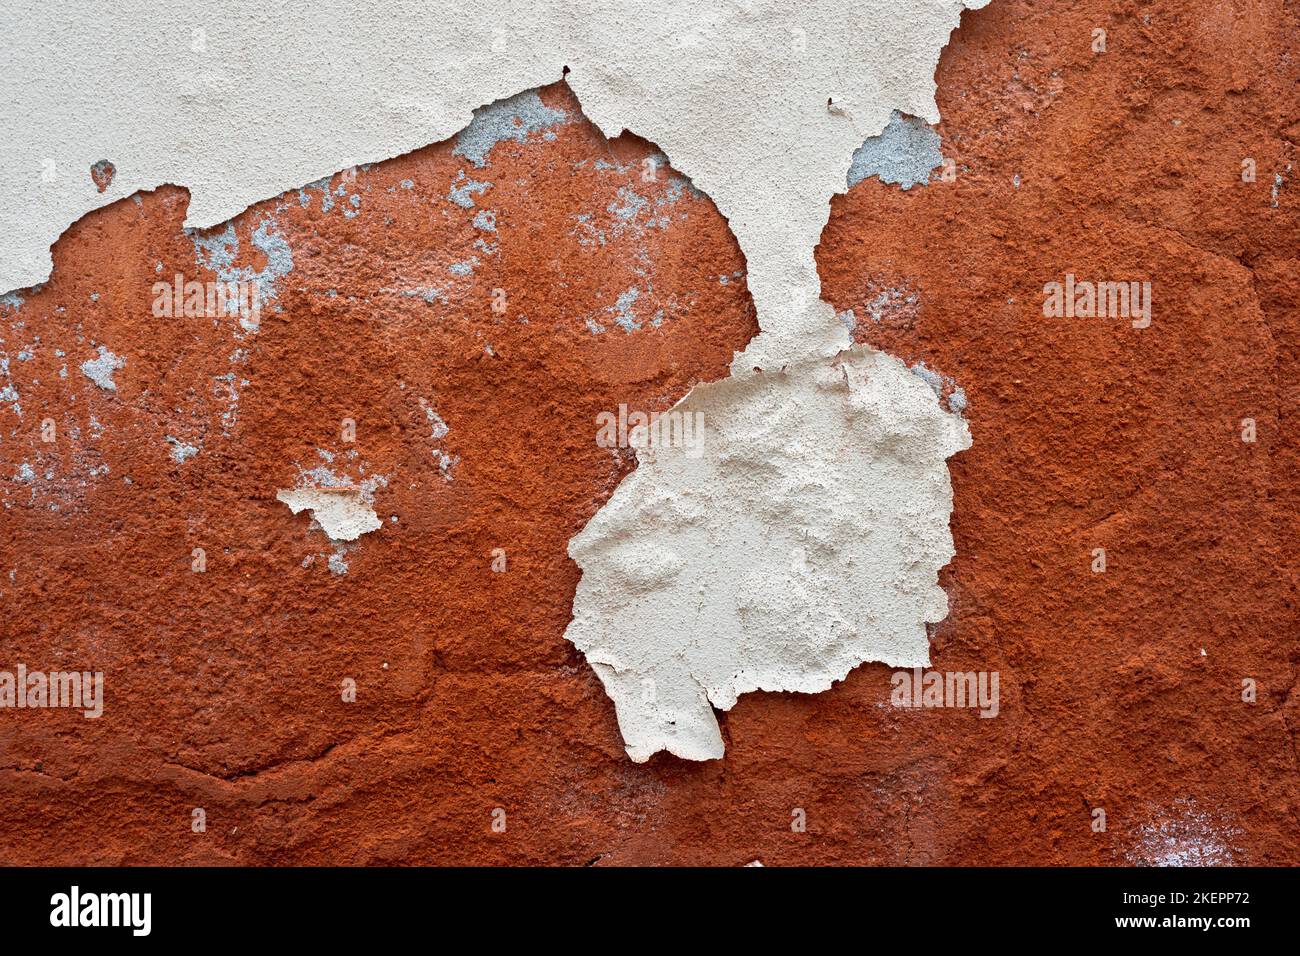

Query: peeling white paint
[277,488,382,543]
[2,0,985,364]
[278,462,387,543]
[567,348,970,762]
[0,0,984,761]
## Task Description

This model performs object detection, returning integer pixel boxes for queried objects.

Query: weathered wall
[2,0,1298,865]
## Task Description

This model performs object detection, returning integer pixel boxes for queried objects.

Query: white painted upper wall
[1,0,986,368]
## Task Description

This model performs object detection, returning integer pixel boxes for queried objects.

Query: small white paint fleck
[164,436,200,463]
[79,345,125,391]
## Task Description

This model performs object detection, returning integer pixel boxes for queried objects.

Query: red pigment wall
[1,0,1297,865]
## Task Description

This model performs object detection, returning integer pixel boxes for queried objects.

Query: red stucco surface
[1,0,1297,864]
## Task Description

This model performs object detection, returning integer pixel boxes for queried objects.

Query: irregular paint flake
[278,487,382,542]
[452,90,569,167]
[447,172,491,209]
[277,463,388,543]
[79,345,125,391]
[846,111,944,190]
[566,347,970,762]
[164,436,200,463]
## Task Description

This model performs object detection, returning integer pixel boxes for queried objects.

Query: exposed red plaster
[1,0,1298,865]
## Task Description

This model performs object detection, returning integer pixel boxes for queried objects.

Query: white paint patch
[79,346,125,391]
[0,0,986,368]
[278,460,387,543]
[566,348,970,762]
[276,488,382,543]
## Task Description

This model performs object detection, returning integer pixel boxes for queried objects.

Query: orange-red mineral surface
[1,0,1297,864]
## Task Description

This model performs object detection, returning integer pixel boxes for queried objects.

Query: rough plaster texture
[2,0,987,762]
[1,0,1298,866]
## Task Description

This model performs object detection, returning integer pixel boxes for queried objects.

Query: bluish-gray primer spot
[16,462,34,483]
[910,362,944,395]
[836,308,857,332]
[399,178,414,190]
[448,171,491,208]
[609,287,641,332]
[190,216,294,327]
[846,111,943,190]
[452,89,568,168]
[1,380,22,415]
[571,212,607,247]
[164,436,199,463]
[448,257,479,276]
[608,186,649,222]
[328,547,349,576]
[910,360,967,417]
[472,210,497,232]
[397,286,448,305]
[0,291,23,311]
[80,345,125,391]
[298,176,335,213]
